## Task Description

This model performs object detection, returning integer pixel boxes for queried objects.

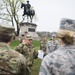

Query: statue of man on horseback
[21,1,35,23]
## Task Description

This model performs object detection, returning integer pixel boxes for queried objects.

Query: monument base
[20,22,40,40]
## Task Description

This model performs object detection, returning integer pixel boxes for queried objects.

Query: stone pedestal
[20,22,40,40]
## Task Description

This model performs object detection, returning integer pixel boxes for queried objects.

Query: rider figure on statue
[26,1,31,13]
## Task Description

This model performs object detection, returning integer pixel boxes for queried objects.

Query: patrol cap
[26,35,33,40]
[0,23,15,36]
[58,18,75,38]
[60,18,75,31]
[42,34,46,38]
[52,34,56,37]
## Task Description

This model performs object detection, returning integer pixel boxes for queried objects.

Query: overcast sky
[26,0,75,32]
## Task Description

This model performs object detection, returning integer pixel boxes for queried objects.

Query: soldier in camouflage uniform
[15,35,38,75]
[39,18,75,75]
[40,35,47,56]
[0,23,27,75]
[46,34,59,54]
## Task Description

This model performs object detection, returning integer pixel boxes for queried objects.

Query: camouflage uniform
[39,18,75,75]
[15,43,37,75]
[0,24,27,75]
[39,45,75,75]
[40,40,47,56]
[0,43,27,75]
[46,40,59,54]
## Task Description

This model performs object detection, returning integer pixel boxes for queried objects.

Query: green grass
[10,40,42,75]
[10,40,20,49]
[31,58,42,75]
[33,40,40,51]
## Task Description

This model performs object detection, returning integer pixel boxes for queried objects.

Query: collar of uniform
[0,43,11,50]
[58,45,75,50]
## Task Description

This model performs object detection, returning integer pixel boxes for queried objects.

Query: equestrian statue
[21,1,35,23]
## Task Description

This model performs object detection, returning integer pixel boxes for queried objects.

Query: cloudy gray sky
[27,0,75,32]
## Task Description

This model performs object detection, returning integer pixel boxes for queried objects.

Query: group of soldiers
[40,34,60,57]
[0,18,75,75]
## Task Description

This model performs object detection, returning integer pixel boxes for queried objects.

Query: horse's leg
[20,15,25,23]
[22,10,25,16]
[30,15,31,22]
[27,15,29,22]
[22,16,25,21]
[22,15,24,19]
[31,18,32,23]
[22,11,25,21]
[31,15,33,23]
[29,15,32,22]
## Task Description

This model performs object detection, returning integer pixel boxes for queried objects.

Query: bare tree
[0,0,24,36]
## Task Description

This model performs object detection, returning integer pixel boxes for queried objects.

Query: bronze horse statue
[21,3,35,22]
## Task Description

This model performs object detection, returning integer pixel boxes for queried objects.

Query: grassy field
[10,40,42,75]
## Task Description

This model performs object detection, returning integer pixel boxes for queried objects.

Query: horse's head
[21,3,26,8]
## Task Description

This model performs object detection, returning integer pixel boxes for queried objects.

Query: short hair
[0,34,12,43]
[27,1,29,2]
